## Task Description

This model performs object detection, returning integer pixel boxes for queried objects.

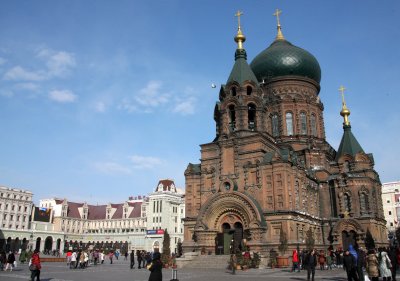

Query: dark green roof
[227,49,258,85]
[250,39,321,84]
[336,125,364,161]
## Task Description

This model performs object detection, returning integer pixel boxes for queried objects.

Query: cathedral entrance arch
[194,191,267,254]
[342,230,357,250]
[332,219,364,250]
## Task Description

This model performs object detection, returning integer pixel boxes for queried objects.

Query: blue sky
[1,1,399,204]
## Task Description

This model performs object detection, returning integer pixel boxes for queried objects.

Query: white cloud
[0,57,6,65]
[118,98,138,113]
[94,101,106,113]
[130,155,163,169]
[135,80,169,107]
[15,82,40,91]
[48,89,77,103]
[37,48,76,78]
[173,96,196,115]
[94,162,132,175]
[3,66,47,81]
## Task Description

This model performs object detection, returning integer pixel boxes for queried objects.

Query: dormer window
[228,105,236,131]
[248,103,256,131]
[231,87,237,96]
[246,86,252,95]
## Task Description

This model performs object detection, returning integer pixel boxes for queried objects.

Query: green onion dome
[250,39,321,84]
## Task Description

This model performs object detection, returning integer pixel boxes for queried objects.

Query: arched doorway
[342,230,357,250]
[233,222,244,251]
[35,237,41,251]
[56,239,61,251]
[44,236,53,253]
[153,241,160,252]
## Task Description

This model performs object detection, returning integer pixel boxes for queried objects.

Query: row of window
[0,192,31,201]
[2,223,26,230]
[343,192,370,214]
[227,104,318,137]
[2,214,28,222]
[153,200,162,213]
[0,203,29,212]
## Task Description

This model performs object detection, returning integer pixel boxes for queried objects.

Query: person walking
[318,250,326,270]
[70,250,77,269]
[389,246,398,281]
[109,251,114,264]
[130,250,135,269]
[378,247,392,281]
[305,249,317,281]
[137,250,142,269]
[4,252,15,272]
[19,249,28,264]
[30,249,41,281]
[356,247,366,281]
[148,252,162,281]
[124,251,128,261]
[343,247,359,281]
[291,249,300,272]
[100,251,105,264]
[229,253,237,275]
[366,249,379,281]
[75,251,81,269]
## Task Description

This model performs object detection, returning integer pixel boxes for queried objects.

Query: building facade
[0,179,185,254]
[183,12,387,256]
[0,186,34,252]
[382,181,400,237]
[143,179,185,253]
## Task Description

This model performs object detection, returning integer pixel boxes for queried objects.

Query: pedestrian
[70,250,77,269]
[66,250,72,267]
[137,250,142,269]
[75,250,81,269]
[389,246,398,281]
[291,249,300,272]
[378,247,392,281]
[0,251,6,270]
[124,251,128,261]
[130,250,135,269]
[148,252,162,281]
[230,253,237,275]
[93,250,99,266]
[29,249,41,281]
[357,247,366,281]
[343,247,359,281]
[5,251,15,271]
[109,251,114,264]
[365,249,379,281]
[318,250,326,270]
[19,249,27,264]
[100,251,105,264]
[327,251,333,270]
[305,249,317,281]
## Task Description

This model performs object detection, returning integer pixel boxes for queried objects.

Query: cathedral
[182,10,387,256]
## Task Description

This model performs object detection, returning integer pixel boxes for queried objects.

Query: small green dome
[250,39,321,84]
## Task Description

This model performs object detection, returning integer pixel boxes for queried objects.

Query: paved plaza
[0,258,352,281]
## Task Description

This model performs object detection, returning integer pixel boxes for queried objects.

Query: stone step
[180,255,230,269]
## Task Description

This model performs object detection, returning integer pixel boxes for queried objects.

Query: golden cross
[235,10,243,28]
[339,85,346,104]
[273,9,282,26]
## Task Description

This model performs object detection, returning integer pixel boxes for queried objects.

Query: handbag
[29,264,37,271]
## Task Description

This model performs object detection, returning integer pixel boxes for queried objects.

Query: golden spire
[339,85,351,126]
[273,8,285,40]
[234,10,246,49]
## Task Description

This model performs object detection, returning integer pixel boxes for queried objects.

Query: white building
[382,181,400,234]
[0,186,33,231]
[143,179,185,254]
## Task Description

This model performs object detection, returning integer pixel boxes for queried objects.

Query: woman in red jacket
[30,249,41,281]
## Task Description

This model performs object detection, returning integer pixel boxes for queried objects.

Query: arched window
[246,86,252,95]
[228,105,236,131]
[272,114,279,137]
[300,112,307,135]
[231,87,236,96]
[248,103,256,131]
[286,112,293,136]
[310,114,317,137]
[344,193,351,213]
[360,192,369,215]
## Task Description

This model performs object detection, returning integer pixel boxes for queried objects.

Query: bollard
[170,267,179,281]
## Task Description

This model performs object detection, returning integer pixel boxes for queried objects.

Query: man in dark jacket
[305,249,317,281]
[389,246,398,281]
[130,250,135,269]
[343,249,359,281]
[137,250,142,269]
